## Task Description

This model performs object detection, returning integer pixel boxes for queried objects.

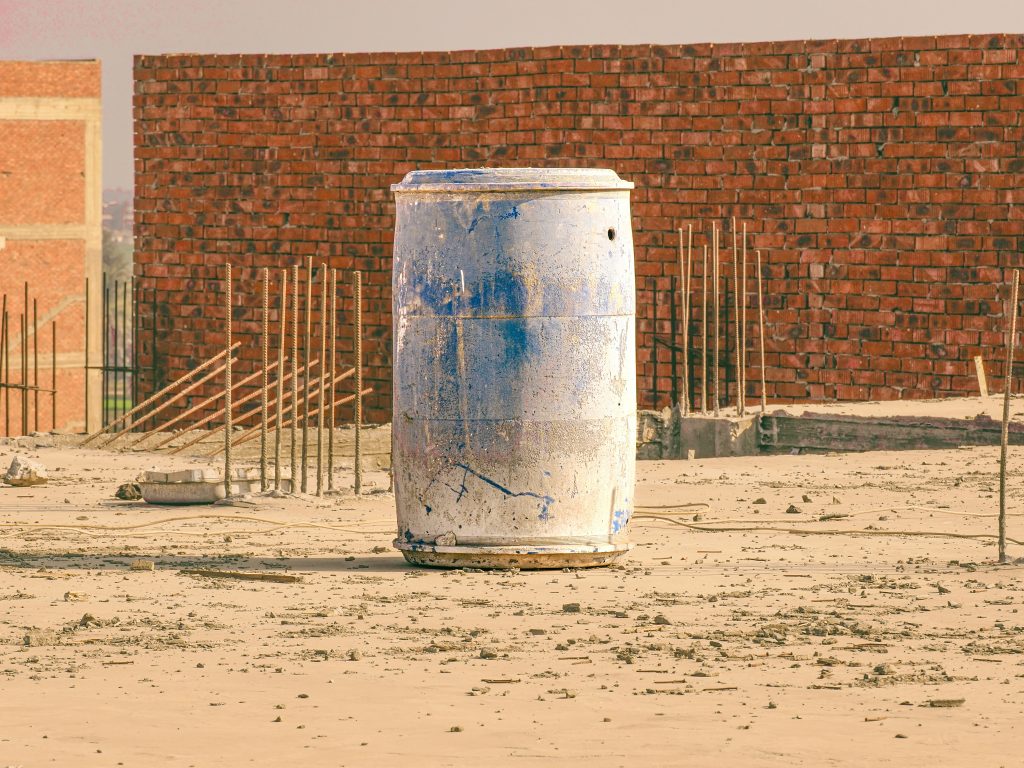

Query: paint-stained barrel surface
[390,167,636,569]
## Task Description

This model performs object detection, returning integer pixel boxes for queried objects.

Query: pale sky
[1,0,1022,190]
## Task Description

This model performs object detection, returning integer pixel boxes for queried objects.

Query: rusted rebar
[328,268,338,492]
[712,224,720,417]
[260,267,269,492]
[0,295,6,435]
[701,243,708,415]
[274,268,287,492]
[679,226,689,416]
[301,256,313,493]
[741,222,748,416]
[757,250,767,414]
[999,269,1019,563]
[354,270,363,495]
[316,262,327,497]
[51,320,57,430]
[33,298,39,432]
[290,264,299,491]
[733,218,740,415]
[223,262,233,500]
[231,387,371,454]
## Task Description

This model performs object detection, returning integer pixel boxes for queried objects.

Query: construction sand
[1,438,1023,766]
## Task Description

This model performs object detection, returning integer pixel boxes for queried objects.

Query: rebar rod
[757,250,767,414]
[999,269,1019,564]
[223,263,233,500]
[316,263,328,496]
[290,264,299,491]
[328,268,338,492]
[260,267,269,492]
[84,279,89,433]
[713,224,720,417]
[51,319,57,430]
[33,298,39,432]
[733,217,741,415]
[274,268,287,492]
[301,256,313,493]
[0,295,6,436]
[121,279,128,428]
[354,270,363,495]
[20,311,27,435]
[701,243,708,415]
[741,222,748,416]
[680,226,691,416]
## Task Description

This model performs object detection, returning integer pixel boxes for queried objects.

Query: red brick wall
[134,34,1024,421]
[0,60,100,434]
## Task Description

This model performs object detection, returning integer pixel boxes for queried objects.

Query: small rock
[479,649,498,660]
[752,498,767,505]
[3,456,48,487]
[348,649,362,661]
[78,613,99,628]
[529,629,547,635]
[936,583,951,595]
[449,726,463,733]
[115,482,142,500]
[130,559,155,571]
[63,591,88,602]
[802,494,812,503]
[562,602,581,613]
[785,504,802,515]
[24,629,58,647]
[653,614,671,626]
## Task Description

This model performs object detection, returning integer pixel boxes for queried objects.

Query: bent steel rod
[98,356,235,447]
[81,342,240,445]
[133,358,282,449]
[166,360,314,456]
[274,268,288,491]
[209,366,353,456]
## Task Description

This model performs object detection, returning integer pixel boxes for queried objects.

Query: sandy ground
[1,436,1023,767]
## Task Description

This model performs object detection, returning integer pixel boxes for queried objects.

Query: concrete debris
[115,482,143,500]
[3,456,48,487]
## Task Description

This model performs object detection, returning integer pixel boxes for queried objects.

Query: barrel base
[393,541,631,570]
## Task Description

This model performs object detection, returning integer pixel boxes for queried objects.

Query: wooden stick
[209,373,361,457]
[223,262,233,500]
[223,367,351,454]
[98,357,235,448]
[132,358,281,449]
[713,223,720,417]
[701,243,708,415]
[274,268,287,491]
[757,250,767,414]
[741,222,747,416]
[80,342,240,444]
[316,262,327,497]
[975,355,989,397]
[301,256,313,493]
[166,360,316,455]
[999,268,1019,564]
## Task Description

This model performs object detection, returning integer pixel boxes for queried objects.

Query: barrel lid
[391,167,633,193]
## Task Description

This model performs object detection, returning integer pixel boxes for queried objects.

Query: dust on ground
[1,437,1023,766]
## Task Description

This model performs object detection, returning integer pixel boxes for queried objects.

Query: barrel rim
[391,166,634,193]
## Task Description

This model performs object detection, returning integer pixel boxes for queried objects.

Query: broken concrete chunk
[24,628,58,646]
[3,456,48,486]
[115,482,142,500]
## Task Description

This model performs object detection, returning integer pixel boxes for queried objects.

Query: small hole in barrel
[607,228,616,241]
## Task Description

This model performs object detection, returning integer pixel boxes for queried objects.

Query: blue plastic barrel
[390,168,635,569]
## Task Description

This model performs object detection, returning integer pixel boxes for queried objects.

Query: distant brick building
[134,35,1024,422]
[0,60,102,433]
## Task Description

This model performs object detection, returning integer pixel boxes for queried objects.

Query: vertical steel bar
[290,264,299,491]
[701,243,708,415]
[132,276,137,415]
[113,280,120,426]
[150,276,157,430]
[260,268,269,492]
[301,256,312,493]
[650,276,658,409]
[0,295,6,436]
[121,279,128,427]
[999,269,1019,564]
[102,273,108,426]
[84,279,89,433]
[354,269,363,495]
[316,262,327,496]
[2,307,8,437]
[669,274,678,407]
[223,263,233,500]
[713,224,720,417]
[679,227,690,416]
[733,217,741,415]
[741,223,748,416]
[757,250,767,413]
[274,268,287,492]
[51,320,57,430]
[328,268,337,492]
[33,298,39,432]
[22,282,29,433]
